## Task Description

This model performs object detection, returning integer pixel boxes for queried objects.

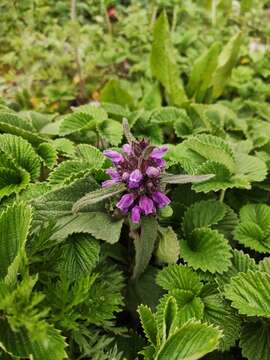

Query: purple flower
[128,169,143,189]
[150,145,168,159]
[131,205,141,223]
[139,195,155,215]
[103,150,124,164]
[102,179,119,187]
[106,168,120,180]
[116,194,134,211]
[122,172,130,181]
[123,144,132,156]
[146,166,160,177]
[152,191,171,208]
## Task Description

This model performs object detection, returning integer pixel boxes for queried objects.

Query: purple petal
[116,193,134,211]
[150,145,168,159]
[153,158,166,168]
[131,205,141,223]
[146,166,160,178]
[123,143,132,156]
[106,168,120,180]
[128,169,143,189]
[139,195,155,215]
[102,179,119,187]
[152,191,171,208]
[122,172,130,181]
[103,150,124,164]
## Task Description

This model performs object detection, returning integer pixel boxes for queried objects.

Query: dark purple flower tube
[139,195,155,215]
[116,193,134,211]
[103,150,124,164]
[131,205,141,223]
[146,166,160,178]
[152,191,171,208]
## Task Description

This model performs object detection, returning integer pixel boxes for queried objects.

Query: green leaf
[187,42,221,102]
[234,204,270,253]
[225,271,270,317]
[240,320,270,360]
[156,321,221,360]
[96,119,123,146]
[155,226,179,265]
[202,293,241,351]
[52,212,124,244]
[211,33,242,99]
[49,160,90,187]
[133,217,158,279]
[74,144,105,168]
[0,134,41,180]
[156,264,202,295]
[171,289,204,325]
[161,296,178,340]
[0,167,30,200]
[0,320,67,360]
[0,202,32,279]
[59,112,96,136]
[72,184,126,213]
[57,233,100,280]
[161,174,214,184]
[182,200,227,235]
[151,11,187,106]
[180,228,232,273]
[259,257,270,274]
[100,79,134,108]
[138,305,158,346]
[37,142,57,169]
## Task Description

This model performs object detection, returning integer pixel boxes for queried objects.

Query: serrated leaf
[57,233,100,280]
[59,112,96,136]
[0,202,32,279]
[52,212,124,244]
[133,217,158,279]
[182,200,227,235]
[0,167,30,200]
[74,144,105,168]
[72,184,125,213]
[240,320,270,360]
[155,226,179,265]
[151,11,187,106]
[49,160,90,187]
[180,228,232,273]
[0,134,41,180]
[138,305,158,346]
[161,173,214,184]
[156,264,202,295]
[96,119,123,146]
[234,204,270,253]
[202,293,241,351]
[259,257,270,274]
[156,321,221,360]
[0,321,67,360]
[171,289,204,325]
[225,271,270,317]
[38,142,57,169]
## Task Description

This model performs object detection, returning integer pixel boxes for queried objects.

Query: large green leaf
[0,202,32,279]
[96,119,123,146]
[57,233,100,280]
[211,32,242,99]
[100,79,134,108]
[0,320,67,360]
[156,321,221,360]
[133,217,158,279]
[225,271,270,317]
[234,204,270,253]
[151,11,187,106]
[156,264,202,295]
[187,42,221,102]
[240,320,270,360]
[180,228,232,273]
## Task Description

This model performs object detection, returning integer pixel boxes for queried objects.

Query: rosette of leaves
[234,204,270,253]
[138,297,222,359]
[179,200,236,273]
[155,264,241,352]
[166,134,267,193]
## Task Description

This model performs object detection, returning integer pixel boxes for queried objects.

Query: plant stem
[211,0,217,26]
[219,189,226,202]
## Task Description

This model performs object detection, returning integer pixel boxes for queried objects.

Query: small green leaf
[138,305,158,346]
[155,226,179,265]
[100,79,134,108]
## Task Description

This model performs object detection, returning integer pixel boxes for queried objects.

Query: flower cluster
[103,139,170,223]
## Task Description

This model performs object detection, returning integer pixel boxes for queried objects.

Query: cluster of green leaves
[0,1,270,359]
